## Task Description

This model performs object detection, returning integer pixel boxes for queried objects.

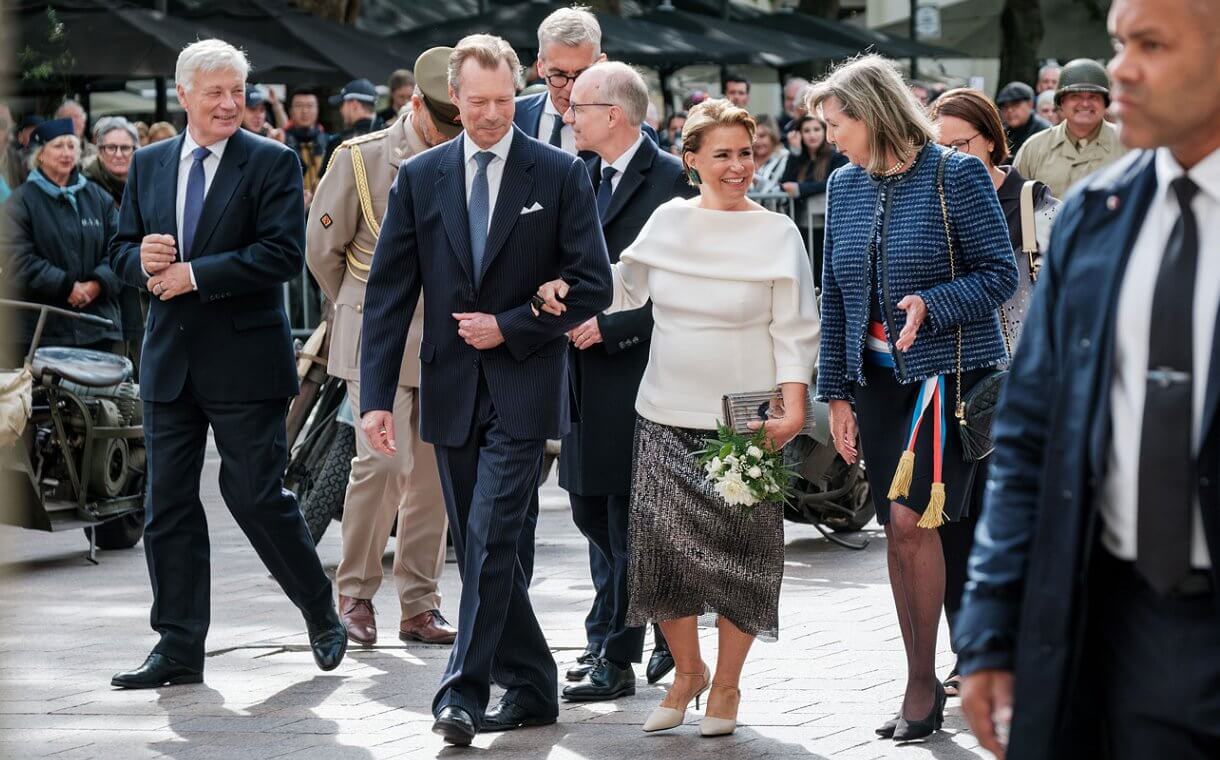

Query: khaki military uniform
[1013,120,1127,200]
[305,111,446,619]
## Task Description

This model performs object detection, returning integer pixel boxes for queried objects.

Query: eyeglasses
[544,69,590,88]
[569,102,616,116]
[99,144,136,156]
[945,133,981,152]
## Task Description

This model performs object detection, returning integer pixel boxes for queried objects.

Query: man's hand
[147,263,194,301]
[568,317,603,350]
[781,181,800,198]
[68,281,101,309]
[140,234,177,275]
[360,411,397,457]
[533,279,570,317]
[453,312,505,350]
[961,669,1014,760]
[894,294,928,352]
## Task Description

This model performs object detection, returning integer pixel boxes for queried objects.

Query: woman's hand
[532,279,569,316]
[828,399,858,464]
[781,181,800,198]
[747,383,807,451]
[894,294,928,352]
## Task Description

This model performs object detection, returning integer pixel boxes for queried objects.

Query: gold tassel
[887,450,915,501]
[918,482,947,528]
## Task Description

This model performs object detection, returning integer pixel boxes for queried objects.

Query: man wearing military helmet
[1013,58,1128,198]
[306,47,464,649]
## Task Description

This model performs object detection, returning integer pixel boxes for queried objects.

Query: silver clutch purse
[721,387,817,437]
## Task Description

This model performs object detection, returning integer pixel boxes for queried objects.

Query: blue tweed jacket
[816,142,1017,401]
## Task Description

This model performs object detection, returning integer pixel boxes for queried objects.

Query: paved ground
[0,441,990,759]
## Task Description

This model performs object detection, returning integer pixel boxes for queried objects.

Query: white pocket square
[520,202,544,215]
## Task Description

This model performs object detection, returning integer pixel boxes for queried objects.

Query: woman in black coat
[2,118,122,361]
[779,115,847,284]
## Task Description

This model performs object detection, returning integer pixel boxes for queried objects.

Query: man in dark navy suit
[108,39,346,690]
[513,5,667,687]
[358,35,612,745]
[957,2,1220,758]
[557,62,696,704]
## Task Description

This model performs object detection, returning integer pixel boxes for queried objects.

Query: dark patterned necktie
[548,116,564,148]
[1136,175,1200,594]
[596,166,618,220]
[468,151,495,288]
[181,146,210,260]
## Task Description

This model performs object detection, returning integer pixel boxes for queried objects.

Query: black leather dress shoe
[565,646,599,682]
[562,659,636,702]
[111,653,203,689]
[306,611,348,672]
[432,705,477,746]
[481,701,558,732]
[646,626,674,684]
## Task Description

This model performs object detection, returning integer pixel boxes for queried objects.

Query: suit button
[1079,338,1091,350]
[178,325,184,333]
[1062,489,1073,501]
[356,304,363,313]
[1202,477,1212,488]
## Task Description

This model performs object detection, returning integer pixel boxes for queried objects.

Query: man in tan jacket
[306,47,463,647]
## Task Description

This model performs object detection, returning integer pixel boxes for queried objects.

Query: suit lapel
[479,128,535,283]
[530,95,545,140]
[601,137,658,226]
[190,130,248,259]
[154,134,185,235]
[1086,155,1160,477]
[436,136,474,284]
[1201,304,1220,446]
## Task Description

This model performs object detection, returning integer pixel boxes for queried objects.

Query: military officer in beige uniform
[1013,58,1127,199]
[306,47,463,647]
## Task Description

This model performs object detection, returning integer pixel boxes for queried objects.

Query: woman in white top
[537,99,820,737]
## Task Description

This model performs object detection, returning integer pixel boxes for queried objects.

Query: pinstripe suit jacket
[359,126,613,446]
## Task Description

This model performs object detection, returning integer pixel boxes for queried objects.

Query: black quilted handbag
[935,152,1008,462]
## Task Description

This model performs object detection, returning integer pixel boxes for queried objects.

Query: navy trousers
[142,378,334,670]
[431,379,558,725]
[582,543,613,654]
[570,493,645,665]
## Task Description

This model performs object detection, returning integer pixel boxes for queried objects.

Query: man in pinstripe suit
[359,36,613,746]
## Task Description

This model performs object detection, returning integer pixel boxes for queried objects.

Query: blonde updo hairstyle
[680,98,756,184]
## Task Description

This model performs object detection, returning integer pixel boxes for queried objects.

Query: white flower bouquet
[695,425,796,513]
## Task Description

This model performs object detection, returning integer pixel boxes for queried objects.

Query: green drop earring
[686,167,702,185]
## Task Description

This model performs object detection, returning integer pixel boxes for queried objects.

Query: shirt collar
[181,129,229,162]
[1155,145,1220,204]
[543,94,563,119]
[606,133,646,177]
[463,127,514,166]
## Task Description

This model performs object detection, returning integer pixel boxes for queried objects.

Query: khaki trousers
[337,379,447,619]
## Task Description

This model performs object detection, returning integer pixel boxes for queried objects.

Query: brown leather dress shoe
[339,595,377,647]
[399,609,457,645]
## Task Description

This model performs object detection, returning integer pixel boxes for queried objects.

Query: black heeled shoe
[875,713,900,738]
[893,682,946,741]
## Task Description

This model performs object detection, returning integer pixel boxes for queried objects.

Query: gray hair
[585,61,649,126]
[28,134,81,173]
[784,77,811,97]
[1036,90,1056,109]
[93,116,139,146]
[537,7,602,58]
[448,34,524,93]
[55,99,85,119]
[175,39,250,93]
[805,54,938,175]
[1038,61,1061,78]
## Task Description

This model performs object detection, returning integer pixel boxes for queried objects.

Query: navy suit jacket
[560,136,695,495]
[513,92,659,147]
[954,150,1220,758]
[109,128,303,403]
[359,126,613,447]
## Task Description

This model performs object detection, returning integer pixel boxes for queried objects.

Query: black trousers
[1073,549,1220,760]
[431,379,557,725]
[940,463,986,656]
[570,493,646,665]
[143,378,334,670]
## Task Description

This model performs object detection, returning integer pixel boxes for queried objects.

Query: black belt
[1098,546,1214,598]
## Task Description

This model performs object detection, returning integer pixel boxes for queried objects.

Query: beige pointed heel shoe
[698,683,741,737]
[642,663,711,733]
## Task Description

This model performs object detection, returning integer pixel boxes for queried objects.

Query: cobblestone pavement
[0,442,989,759]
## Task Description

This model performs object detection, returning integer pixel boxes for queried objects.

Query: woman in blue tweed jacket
[809,56,1017,742]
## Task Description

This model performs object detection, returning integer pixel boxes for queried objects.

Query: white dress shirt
[601,133,646,195]
[540,96,576,155]
[1103,146,1220,569]
[172,130,230,289]
[462,128,515,235]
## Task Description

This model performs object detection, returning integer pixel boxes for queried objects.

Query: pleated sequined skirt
[625,416,784,642]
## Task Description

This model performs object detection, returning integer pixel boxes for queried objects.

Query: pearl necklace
[882,156,908,176]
